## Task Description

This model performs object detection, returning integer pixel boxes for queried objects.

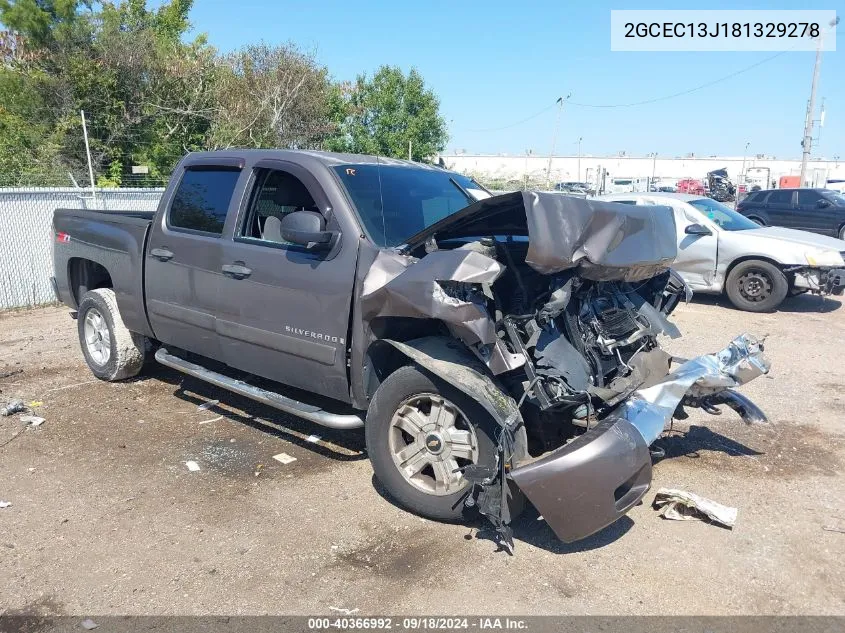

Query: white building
[440,152,845,190]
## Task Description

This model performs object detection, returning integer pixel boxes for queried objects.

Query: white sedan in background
[596,192,845,312]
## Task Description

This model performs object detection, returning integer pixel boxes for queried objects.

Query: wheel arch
[68,257,113,307]
[724,255,790,290]
[368,336,526,453]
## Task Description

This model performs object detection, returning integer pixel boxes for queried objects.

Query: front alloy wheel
[366,364,499,522]
[388,393,479,496]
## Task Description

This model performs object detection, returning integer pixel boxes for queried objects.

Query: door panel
[659,200,718,290]
[216,164,358,403]
[796,190,836,236]
[145,165,242,359]
[764,190,796,228]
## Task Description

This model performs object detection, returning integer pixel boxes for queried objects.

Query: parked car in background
[597,192,845,312]
[736,188,845,240]
[553,181,590,196]
[675,179,705,195]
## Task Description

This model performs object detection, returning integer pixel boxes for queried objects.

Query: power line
[465,47,795,132]
[568,49,790,108]
[465,102,558,132]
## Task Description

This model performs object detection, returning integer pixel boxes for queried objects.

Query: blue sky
[186,0,842,159]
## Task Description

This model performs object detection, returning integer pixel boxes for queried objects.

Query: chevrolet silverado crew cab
[53,150,770,549]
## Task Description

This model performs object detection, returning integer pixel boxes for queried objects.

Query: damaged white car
[598,192,845,311]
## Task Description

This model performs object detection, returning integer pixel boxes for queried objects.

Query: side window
[239,168,319,245]
[169,167,241,235]
[767,190,792,205]
[797,190,821,205]
[744,192,762,203]
[612,199,638,205]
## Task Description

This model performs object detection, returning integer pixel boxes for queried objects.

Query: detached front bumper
[510,416,651,543]
[508,334,770,543]
[793,267,845,295]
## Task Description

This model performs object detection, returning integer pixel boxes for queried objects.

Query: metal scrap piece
[653,487,738,528]
[619,333,770,445]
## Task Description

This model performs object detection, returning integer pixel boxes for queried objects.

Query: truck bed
[53,207,154,337]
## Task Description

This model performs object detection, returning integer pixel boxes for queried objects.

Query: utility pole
[408,140,412,161]
[648,152,657,191]
[740,141,750,187]
[800,17,839,186]
[546,95,570,189]
[81,110,96,205]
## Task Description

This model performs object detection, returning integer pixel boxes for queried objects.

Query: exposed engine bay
[358,191,770,550]
[439,237,690,456]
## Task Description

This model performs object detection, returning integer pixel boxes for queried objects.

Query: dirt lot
[1,294,844,616]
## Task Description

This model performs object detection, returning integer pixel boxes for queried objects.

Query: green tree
[327,66,447,161]
[208,43,333,150]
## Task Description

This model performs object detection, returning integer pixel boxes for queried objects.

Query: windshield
[688,197,760,231]
[822,190,845,205]
[334,164,483,246]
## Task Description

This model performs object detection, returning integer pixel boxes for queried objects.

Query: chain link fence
[0,187,164,310]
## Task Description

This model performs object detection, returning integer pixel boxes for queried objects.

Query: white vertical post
[81,110,96,204]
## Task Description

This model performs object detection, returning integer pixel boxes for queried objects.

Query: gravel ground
[1,295,844,616]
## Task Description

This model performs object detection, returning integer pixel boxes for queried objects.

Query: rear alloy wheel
[77,288,147,381]
[725,260,788,312]
[366,365,498,521]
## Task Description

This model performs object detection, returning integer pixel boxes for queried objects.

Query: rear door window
[766,190,793,205]
[169,167,242,235]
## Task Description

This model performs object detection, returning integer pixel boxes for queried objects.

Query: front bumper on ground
[793,267,845,295]
[508,333,770,543]
[510,416,651,543]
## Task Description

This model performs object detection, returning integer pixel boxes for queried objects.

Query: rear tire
[725,260,788,312]
[366,364,499,522]
[77,288,146,381]
[747,216,766,226]
[839,225,845,241]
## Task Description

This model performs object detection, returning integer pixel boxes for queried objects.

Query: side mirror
[685,223,712,236]
[280,211,336,249]
[817,199,831,208]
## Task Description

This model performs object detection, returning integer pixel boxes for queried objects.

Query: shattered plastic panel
[619,334,770,445]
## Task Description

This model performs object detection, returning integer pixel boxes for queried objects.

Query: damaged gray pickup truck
[52,150,770,549]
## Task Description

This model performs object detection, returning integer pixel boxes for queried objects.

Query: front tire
[839,225,845,241]
[366,365,499,522]
[747,216,766,226]
[725,260,788,312]
[77,288,146,381]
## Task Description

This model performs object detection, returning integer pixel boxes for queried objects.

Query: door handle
[222,263,252,279]
[150,247,174,262]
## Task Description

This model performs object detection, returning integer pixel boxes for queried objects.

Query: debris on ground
[329,607,359,615]
[306,434,322,443]
[28,401,43,408]
[20,415,45,428]
[0,501,11,508]
[823,526,845,534]
[1,400,25,416]
[254,463,263,477]
[185,460,201,472]
[272,452,297,465]
[80,618,99,630]
[197,399,220,411]
[0,369,23,380]
[653,487,737,528]
[198,416,223,425]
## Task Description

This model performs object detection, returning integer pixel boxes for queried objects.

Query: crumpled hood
[405,191,679,282]
[746,226,845,252]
